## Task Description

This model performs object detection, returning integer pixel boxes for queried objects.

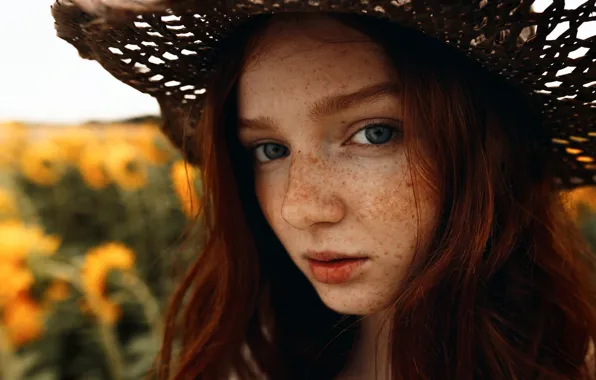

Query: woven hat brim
[51,0,596,188]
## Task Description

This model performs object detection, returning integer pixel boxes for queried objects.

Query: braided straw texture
[51,0,596,188]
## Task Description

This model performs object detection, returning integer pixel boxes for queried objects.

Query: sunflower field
[0,118,594,380]
[0,118,203,380]
[564,186,596,254]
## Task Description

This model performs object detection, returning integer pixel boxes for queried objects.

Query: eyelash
[347,122,403,147]
[249,121,403,164]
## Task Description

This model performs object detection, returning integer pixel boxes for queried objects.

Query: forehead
[237,15,398,118]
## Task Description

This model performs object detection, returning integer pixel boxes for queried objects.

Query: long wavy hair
[155,13,596,380]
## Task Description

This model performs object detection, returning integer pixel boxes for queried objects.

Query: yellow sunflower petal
[130,126,171,165]
[2,294,45,347]
[0,221,60,261]
[96,299,121,324]
[0,263,34,306]
[80,242,135,323]
[0,122,27,167]
[19,139,67,186]
[171,160,201,219]
[78,141,111,190]
[104,142,148,190]
[51,127,97,162]
[0,188,18,218]
[44,279,70,303]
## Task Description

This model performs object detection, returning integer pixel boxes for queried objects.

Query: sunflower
[19,139,68,186]
[129,125,171,165]
[0,148,14,168]
[78,141,111,190]
[80,242,135,324]
[0,220,60,265]
[2,293,45,347]
[44,279,70,303]
[0,262,34,307]
[104,142,148,190]
[0,122,28,167]
[171,160,202,219]
[0,187,19,220]
[0,221,60,308]
[52,126,97,162]
[102,124,133,143]
[78,299,121,324]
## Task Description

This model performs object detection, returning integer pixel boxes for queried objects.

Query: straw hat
[51,0,595,188]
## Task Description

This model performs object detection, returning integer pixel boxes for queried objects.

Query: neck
[341,310,393,379]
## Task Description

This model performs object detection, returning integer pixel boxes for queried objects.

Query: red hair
[155,14,596,380]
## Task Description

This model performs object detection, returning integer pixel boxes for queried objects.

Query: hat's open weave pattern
[52,0,596,188]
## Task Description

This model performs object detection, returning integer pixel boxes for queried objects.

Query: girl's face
[237,15,438,315]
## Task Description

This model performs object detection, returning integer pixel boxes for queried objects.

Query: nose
[281,154,345,230]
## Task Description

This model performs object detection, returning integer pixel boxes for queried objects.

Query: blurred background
[0,0,594,379]
[0,2,201,379]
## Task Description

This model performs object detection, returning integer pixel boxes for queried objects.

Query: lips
[305,251,369,284]
[306,251,368,262]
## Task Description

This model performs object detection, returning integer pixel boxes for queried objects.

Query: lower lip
[307,258,368,284]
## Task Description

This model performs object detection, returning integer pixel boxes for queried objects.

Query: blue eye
[254,142,288,162]
[351,124,397,145]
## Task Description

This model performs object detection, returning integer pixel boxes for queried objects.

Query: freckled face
[237,15,438,315]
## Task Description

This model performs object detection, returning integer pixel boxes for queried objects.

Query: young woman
[52,1,596,379]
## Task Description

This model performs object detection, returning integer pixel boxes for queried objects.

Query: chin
[313,283,392,316]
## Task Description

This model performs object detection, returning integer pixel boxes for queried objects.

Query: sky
[0,0,160,124]
[0,0,593,124]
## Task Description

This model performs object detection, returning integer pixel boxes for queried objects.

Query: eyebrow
[238,115,277,133]
[308,81,400,119]
[238,81,400,132]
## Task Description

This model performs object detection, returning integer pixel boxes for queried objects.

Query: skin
[237,14,439,378]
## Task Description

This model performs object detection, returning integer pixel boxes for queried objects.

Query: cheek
[345,161,417,223]
[346,160,438,250]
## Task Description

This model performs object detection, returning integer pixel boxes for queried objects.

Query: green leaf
[12,337,61,380]
[123,334,159,380]
[45,299,86,336]
[22,368,59,380]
